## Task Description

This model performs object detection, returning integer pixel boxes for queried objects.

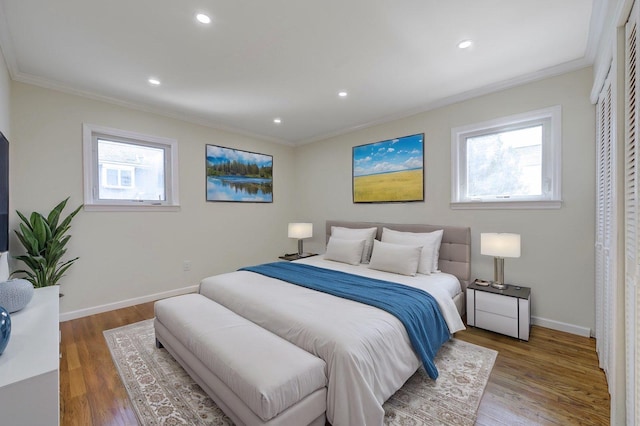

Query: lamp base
[492,257,507,289]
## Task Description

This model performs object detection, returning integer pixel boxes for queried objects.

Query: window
[101,164,135,189]
[451,105,561,209]
[83,124,179,211]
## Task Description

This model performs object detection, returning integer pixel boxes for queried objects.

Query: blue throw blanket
[239,262,451,379]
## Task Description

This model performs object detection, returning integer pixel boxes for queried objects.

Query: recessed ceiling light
[196,13,211,24]
[273,118,282,124]
[338,91,348,98]
[148,78,161,86]
[458,40,473,49]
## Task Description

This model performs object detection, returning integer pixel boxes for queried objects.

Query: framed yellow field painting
[352,134,424,203]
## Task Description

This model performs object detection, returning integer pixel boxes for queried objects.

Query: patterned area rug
[104,319,497,426]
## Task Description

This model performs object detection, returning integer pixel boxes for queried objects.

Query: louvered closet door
[596,70,615,379]
[595,84,604,363]
[626,4,640,424]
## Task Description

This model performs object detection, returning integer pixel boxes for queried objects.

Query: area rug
[104,319,497,426]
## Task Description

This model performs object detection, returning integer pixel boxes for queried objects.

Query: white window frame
[82,124,180,211]
[450,105,562,209]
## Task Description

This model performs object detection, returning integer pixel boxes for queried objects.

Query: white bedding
[198,256,465,426]
[299,256,464,329]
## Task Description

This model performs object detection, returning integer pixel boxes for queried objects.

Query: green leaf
[55,204,82,238]
[12,198,82,287]
[31,214,49,251]
[17,223,40,255]
[16,210,32,230]
[47,197,69,231]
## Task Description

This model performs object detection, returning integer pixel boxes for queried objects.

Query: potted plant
[12,197,82,288]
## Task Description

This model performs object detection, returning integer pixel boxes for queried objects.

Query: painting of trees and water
[352,134,424,203]
[206,145,273,202]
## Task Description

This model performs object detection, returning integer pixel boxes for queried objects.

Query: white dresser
[0,286,59,425]
[467,282,530,341]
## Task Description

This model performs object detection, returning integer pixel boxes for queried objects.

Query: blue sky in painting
[353,134,423,177]
[206,145,272,168]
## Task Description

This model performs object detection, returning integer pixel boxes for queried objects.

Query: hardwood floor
[59,302,610,425]
[60,302,155,426]
[456,325,610,425]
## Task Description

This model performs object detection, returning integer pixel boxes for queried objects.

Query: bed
[198,220,471,426]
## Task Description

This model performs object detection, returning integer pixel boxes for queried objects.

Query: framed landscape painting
[352,133,424,203]
[205,145,273,202]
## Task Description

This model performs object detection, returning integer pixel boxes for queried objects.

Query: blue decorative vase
[0,306,10,355]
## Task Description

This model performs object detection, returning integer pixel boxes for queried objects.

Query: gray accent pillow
[0,279,34,313]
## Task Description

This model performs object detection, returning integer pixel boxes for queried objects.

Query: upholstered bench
[154,294,327,426]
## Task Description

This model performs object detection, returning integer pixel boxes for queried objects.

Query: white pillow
[368,240,422,276]
[381,228,444,274]
[0,252,8,282]
[324,237,366,265]
[331,226,377,264]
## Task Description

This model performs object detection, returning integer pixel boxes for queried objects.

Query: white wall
[295,67,596,334]
[8,67,596,332]
[0,48,9,135]
[10,82,297,317]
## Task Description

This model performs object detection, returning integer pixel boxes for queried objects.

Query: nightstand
[278,253,318,261]
[466,281,531,341]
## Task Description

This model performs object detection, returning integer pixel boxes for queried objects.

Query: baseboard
[531,316,592,337]
[59,289,595,337]
[59,285,199,322]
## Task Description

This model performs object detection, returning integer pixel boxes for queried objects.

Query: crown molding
[5,57,592,148]
[0,0,595,148]
[586,0,610,64]
[298,58,592,146]
[10,69,293,146]
[0,1,292,146]
[589,0,636,103]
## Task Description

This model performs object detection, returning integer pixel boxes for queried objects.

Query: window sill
[84,204,181,212]
[450,200,562,210]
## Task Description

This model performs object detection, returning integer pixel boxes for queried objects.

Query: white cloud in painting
[404,157,423,169]
[352,134,423,177]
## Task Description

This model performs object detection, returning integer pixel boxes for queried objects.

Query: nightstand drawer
[476,291,518,318]
[476,310,519,338]
[467,283,531,340]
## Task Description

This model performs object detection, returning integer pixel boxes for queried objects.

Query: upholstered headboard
[325,220,472,291]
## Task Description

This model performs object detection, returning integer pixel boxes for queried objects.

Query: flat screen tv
[0,131,7,252]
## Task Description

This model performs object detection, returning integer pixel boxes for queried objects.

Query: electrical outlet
[183,260,192,272]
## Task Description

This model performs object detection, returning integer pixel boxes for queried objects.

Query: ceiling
[0,1,595,145]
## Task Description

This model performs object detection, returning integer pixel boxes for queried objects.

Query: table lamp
[480,233,521,289]
[288,223,313,255]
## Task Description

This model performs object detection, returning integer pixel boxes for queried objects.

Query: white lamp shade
[480,233,521,258]
[288,223,313,239]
